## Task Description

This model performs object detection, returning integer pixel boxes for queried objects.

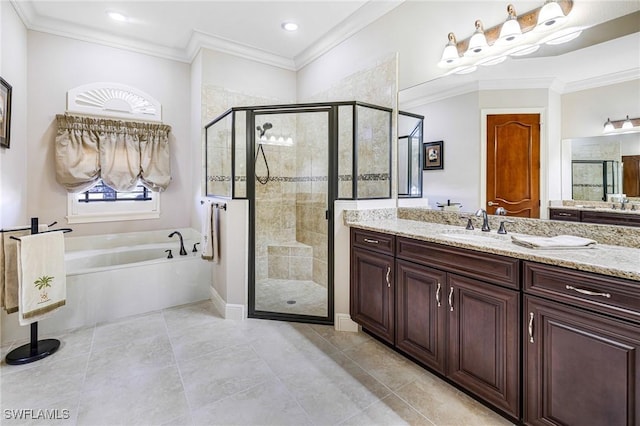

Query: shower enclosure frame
[204,101,393,325]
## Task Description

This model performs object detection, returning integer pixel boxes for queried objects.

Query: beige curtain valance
[55,114,171,193]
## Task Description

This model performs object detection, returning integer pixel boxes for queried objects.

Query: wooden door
[622,155,640,197]
[524,296,640,426]
[447,274,520,418]
[395,260,446,374]
[487,114,540,218]
[350,247,394,344]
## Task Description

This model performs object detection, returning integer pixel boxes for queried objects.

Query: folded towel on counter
[511,235,597,249]
[17,231,66,325]
[1,224,49,314]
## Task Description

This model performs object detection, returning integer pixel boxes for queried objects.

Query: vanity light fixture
[466,20,489,56]
[496,4,522,45]
[603,116,640,133]
[439,33,460,67]
[438,0,578,75]
[535,0,567,31]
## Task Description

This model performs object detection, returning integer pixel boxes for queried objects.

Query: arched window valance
[55,114,171,193]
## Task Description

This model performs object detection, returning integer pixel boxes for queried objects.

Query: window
[67,179,160,223]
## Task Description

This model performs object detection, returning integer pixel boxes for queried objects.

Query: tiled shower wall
[572,138,621,200]
[203,52,397,289]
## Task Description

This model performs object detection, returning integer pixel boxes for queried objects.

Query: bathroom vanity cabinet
[350,230,395,344]
[350,228,521,418]
[549,207,640,227]
[523,262,640,426]
[349,225,640,424]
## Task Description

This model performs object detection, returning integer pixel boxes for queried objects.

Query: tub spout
[168,231,187,256]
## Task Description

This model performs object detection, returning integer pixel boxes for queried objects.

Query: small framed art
[423,140,443,170]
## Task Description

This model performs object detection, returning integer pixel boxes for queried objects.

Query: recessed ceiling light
[107,11,128,22]
[281,22,298,32]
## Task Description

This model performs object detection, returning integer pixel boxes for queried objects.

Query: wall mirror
[398,8,639,223]
[398,111,424,198]
[562,132,640,202]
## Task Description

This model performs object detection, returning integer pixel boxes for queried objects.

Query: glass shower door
[251,109,331,321]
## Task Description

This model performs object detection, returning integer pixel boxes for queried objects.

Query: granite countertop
[346,218,640,282]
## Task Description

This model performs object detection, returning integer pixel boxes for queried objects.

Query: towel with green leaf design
[16,232,66,325]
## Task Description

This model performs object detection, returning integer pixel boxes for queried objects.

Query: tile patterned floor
[255,279,328,317]
[0,301,513,425]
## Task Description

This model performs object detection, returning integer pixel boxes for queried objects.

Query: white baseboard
[335,313,359,332]
[209,286,245,320]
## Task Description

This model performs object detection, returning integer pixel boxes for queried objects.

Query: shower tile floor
[0,300,513,425]
[256,279,328,317]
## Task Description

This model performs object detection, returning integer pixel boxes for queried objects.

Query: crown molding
[561,68,640,93]
[399,81,480,110]
[10,0,403,71]
[186,30,296,71]
[293,0,405,69]
[11,1,188,62]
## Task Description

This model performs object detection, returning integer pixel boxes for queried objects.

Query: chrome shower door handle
[528,312,535,343]
[436,282,441,307]
[385,266,391,288]
[448,287,454,312]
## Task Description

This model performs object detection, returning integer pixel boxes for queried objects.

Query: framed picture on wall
[423,140,443,170]
[0,77,12,149]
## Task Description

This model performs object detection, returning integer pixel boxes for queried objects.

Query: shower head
[256,122,273,138]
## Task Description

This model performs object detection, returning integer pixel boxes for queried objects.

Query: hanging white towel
[201,200,214,260]
[201,200,220,263]
[1,224,49,314]
[212,206,220,263]
[17,231,66,325]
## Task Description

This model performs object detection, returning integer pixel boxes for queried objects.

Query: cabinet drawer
[548,208,579,221]
[351,228,395,255]
[524,261,640,324]
[581,210,640,227]
[397,237,520,289]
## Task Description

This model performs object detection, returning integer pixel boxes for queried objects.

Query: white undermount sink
[439,229,508,244]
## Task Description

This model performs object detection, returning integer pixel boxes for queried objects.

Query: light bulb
[465,20,488,57]
[496,4,522,45]
[536,0,567,32]
[622,116,633,130]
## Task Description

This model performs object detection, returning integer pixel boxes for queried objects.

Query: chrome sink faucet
[168,231,187,256]
[475,209,491,232]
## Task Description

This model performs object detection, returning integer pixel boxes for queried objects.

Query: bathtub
[1,228,212,343]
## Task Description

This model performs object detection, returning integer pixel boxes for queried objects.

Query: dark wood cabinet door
[350,247,394,344]
[524,296,640,426]
[447,274,520,418]
[396,260,446,374]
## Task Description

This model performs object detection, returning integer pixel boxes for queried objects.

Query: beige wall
[25,31,191,237]
[0,2,28,228]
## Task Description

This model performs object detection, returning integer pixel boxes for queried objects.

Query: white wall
[562,79,640,139]
[410,92,480,211]
[26,31,191,237]
[0,2,28,228]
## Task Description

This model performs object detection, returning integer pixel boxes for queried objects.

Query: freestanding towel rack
[5,217,70,365]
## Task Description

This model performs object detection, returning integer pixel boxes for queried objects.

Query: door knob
[487,201,499,206]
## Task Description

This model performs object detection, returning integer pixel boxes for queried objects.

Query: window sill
[66,211,160,224]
